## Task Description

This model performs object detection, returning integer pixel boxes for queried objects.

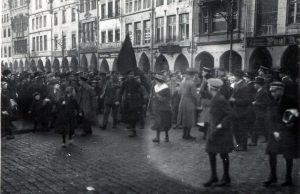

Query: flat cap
[207,78,223,89]
[270,81,285,90]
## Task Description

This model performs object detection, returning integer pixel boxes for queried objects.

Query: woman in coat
[203,78,234,187]
[263,82,298,187]
[56,86,79,147]
[151,74,172,143]
[177,68,198,140]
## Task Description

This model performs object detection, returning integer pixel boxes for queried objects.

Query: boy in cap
[203,78,234,187]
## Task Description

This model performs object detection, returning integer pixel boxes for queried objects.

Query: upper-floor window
[72,34,76,48]
[54,12,58,26]
[35,0,38,9]
[108,2,113,18]
[126,0,133,13]
[179,13,189,40]
[156,17,164,42]
[167,0,175,4]
[44,35,47,50]
[39,0,42,8]
[86,0,90,12]
[134,0,142,11]
[167,15,176,41]
[115,28,120,42]
[72,8,76,22]
[101,31,106,43]
[62,35,66,49]
[3,29,6,38]
[32,18,35,30]
[144,20,151,44]
[92,0,97,10]
[8,47,11,57]
[115,0,120,16]
[8,28,10,37]
[126,23,133,40]
[288,0,300,24]
[101,4,106,18]
[256,0,278,35]
[80,0,84,13]
[134,22,141,45]
[44,15,47,27]
[143,0,150,9]
[108,30,113,42]
[62,10,66,24]
[36,17,39,29]
[39,16,42,28]
[156,0,164,7]
[54,36,58,50]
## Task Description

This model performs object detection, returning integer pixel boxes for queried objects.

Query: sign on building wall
[247,35,300,47]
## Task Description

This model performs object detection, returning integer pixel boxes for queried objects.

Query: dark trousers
[268,154,293,181]
[251,113,268,144]
[208,152,230,178]
[62,128,74,144]
[233,117,248,149]
[102,103,119,127]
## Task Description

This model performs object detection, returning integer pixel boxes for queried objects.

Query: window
[101,31,106,43]
[80,0,84,13]
[32,18,35,30]
[82,23,86,42]
[39,0,41,8]
[14,39,27,54]
[167,15,176,41]
[115,28,120,42]
[86,23,90,41]
[8,28,10,37]
[86,0,90,12]
[44,35,47,50]
[40,35,43,51]
[126,0,133,13]
[4,47,7,57]
[37,36,40,51]
[54,36,58,50]
[256,0,278,35]
[288,0,300,24]
[9,47,11,57]
[212,11,226,32]
[134,0,141,11]
[36,17,39,29]
[3,29,6,38]
[39,16,42,28]
[115,0,120,16]
[200,7,208,33]
[179,14,189,40]
[126,23,133,40]
[72,8,76,22]
[156,17,164,42]
[72,34,76,48]
[35,0,38,9]
[90,22,94,41]
[92,0,97,10]
[108,2,113,18]
[144,20,151,44]
[62,10,66,24]
[143,0,150,9]
[156,0,164,7]
[134,22,141,45]
[32,37,35,51]
[167,0,175,4]
[43,15,47,27]
[108,30,113,42]
[62,35,66,49]
[54,12,58,26]
[101,4,106,18]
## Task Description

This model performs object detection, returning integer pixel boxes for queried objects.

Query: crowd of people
[1,64,299,187]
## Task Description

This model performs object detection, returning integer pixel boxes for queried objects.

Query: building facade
[1,0,13,70]
[245,0,300,76]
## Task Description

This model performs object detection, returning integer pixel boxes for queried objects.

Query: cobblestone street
[1,119,300,194]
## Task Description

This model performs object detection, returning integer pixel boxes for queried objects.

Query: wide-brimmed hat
[253,76,265,85]
[153,74,167,82]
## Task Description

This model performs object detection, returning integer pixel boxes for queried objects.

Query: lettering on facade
[247,35,300,47]
[158,45,181,54]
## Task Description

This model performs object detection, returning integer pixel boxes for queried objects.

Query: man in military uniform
[119,70,144,137]
[100,71,121,130]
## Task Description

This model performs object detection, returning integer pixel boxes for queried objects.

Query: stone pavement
[1,119,300,194]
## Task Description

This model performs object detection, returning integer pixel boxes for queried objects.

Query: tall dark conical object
[116,33,137,75]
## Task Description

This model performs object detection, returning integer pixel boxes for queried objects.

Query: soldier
[229,70,251,151]
[203,78,234,187]
[119,70,144,137]
[100,71,121,130]
[249,76,270,146]
[263,82,298,187]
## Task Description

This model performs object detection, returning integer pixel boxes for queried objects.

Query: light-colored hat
[207,78,223,89]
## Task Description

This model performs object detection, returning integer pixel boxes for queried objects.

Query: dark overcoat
[266,96,299,158]
[206,92,234,154]
[152,84,172,131]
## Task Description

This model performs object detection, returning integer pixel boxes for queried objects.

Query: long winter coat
[55,95,79,134]
[266,96,299,158]
[206,92,234,154]
[197,78,212,123]
[152,83,172,131]
[177,79,197,128]
[76,83,97,125]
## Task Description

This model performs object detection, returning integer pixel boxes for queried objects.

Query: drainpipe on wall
[150,1,154,71]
